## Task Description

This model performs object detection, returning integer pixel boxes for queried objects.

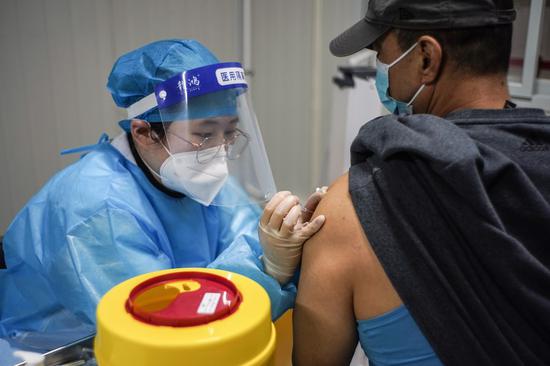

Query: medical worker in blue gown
[0,39,326,356]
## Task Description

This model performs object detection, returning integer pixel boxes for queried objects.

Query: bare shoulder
[293,173,402,365]
[302,172,375,281]
[293,173,366,365]
[302,172,402,319]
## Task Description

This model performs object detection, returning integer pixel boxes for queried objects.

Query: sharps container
[95,268,276,366]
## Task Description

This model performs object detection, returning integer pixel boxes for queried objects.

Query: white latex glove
[259,188,328,285]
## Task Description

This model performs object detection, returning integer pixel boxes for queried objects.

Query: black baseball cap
[330,0,516,57]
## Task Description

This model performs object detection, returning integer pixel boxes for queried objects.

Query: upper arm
[293,173,368,366]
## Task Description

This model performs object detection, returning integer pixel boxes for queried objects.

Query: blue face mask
[375,42,426,115]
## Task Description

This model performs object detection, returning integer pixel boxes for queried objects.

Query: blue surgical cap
[107,39,221,131]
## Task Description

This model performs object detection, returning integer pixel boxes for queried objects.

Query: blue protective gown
[0,134,295,353]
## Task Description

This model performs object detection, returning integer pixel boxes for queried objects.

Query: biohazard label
[197,292,221,315]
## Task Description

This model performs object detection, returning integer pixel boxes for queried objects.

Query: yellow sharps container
[95,268,276,366]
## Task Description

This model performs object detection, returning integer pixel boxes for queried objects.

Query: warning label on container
[197,292,221,315]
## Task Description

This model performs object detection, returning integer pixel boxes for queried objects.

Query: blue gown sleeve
[2,203,172,352]
[207,204,296,320]
[50,205,173,323]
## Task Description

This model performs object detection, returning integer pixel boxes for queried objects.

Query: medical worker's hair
[149,122,171,142]
[396,24,513,76]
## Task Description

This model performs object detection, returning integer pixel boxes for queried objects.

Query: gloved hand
[259,188,328,285]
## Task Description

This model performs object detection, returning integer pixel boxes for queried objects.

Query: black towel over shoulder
[348,108,550,366]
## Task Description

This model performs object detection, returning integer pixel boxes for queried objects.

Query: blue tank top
[357,305,443,366]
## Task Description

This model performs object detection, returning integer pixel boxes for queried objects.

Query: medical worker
[0,39,325,354]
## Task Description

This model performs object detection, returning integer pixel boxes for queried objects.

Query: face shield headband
[126,62,248,121]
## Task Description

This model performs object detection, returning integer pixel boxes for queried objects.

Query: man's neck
[426,73,510,117]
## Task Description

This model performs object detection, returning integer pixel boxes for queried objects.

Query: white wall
[246,0,361,199]
[0,0,362,232]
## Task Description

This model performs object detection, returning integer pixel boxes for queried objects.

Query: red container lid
[125,271,242,327]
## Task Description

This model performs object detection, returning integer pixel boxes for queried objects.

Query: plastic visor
[127,62,276,207]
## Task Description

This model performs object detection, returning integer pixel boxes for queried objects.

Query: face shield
[126,62,276,207]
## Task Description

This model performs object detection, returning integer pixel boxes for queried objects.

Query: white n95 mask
[159,146,229,206]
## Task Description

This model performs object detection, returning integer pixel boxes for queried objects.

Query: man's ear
[418,35,443,85]
[130,119,158,147]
